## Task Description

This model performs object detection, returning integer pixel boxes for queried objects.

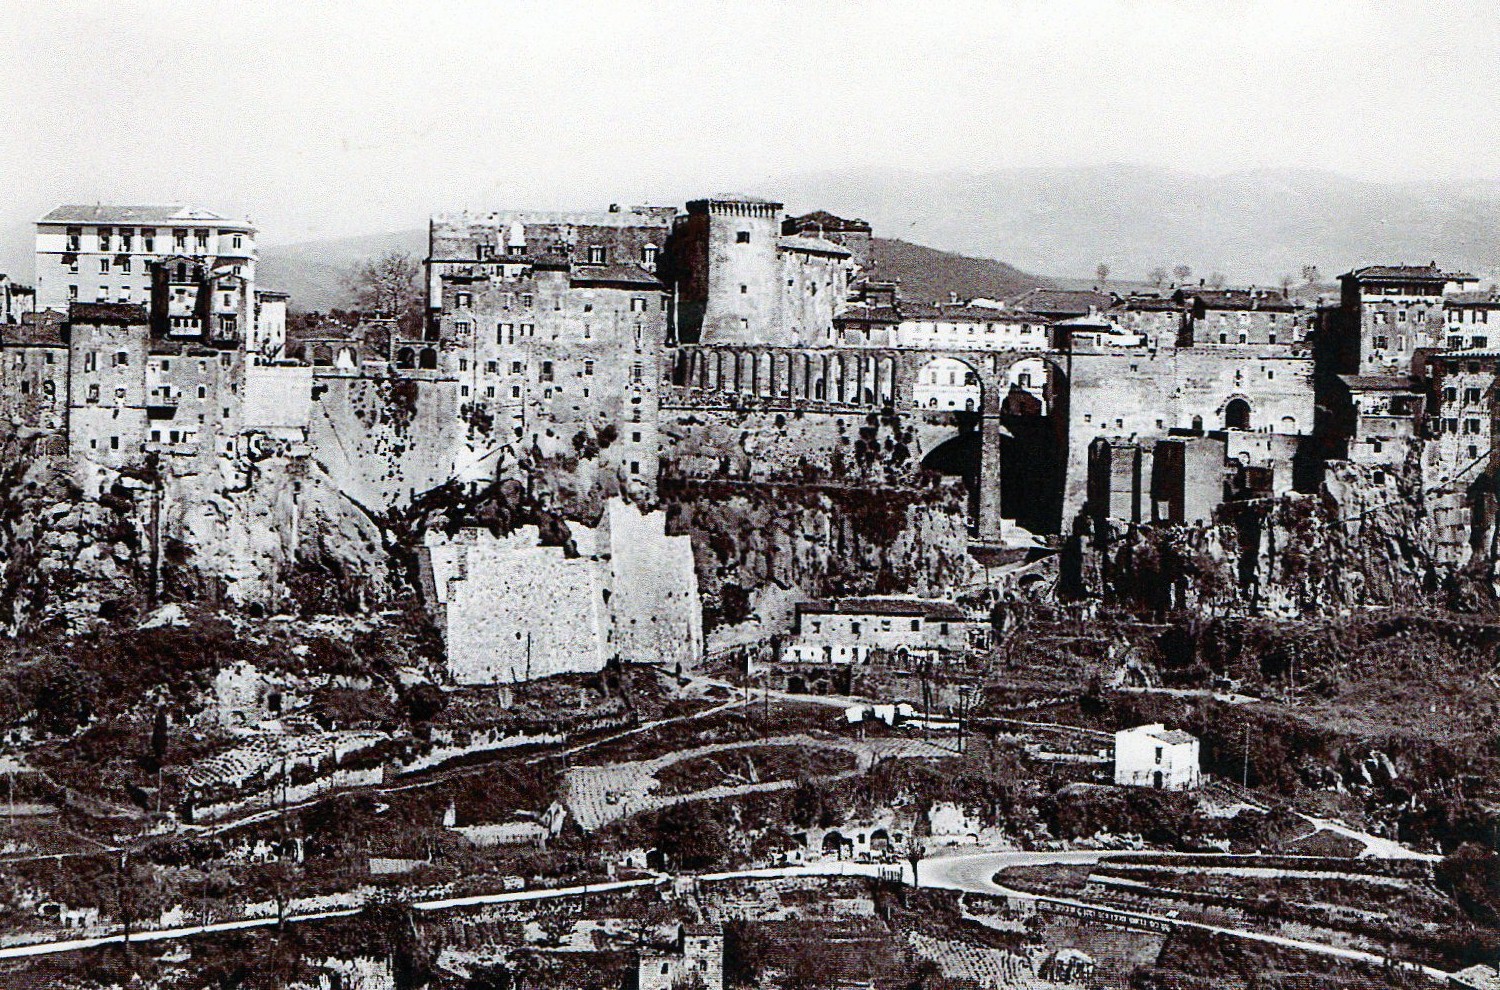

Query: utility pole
[1242,723,1251,789]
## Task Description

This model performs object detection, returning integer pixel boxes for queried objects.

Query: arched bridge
[667,344,1070,544]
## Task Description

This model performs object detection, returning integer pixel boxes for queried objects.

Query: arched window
[1225,398,1251,430]
[395,347,415,369]
[419,348,438,370]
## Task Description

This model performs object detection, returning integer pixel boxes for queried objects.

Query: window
[642,244,658,268]
[455,292,471,308]
[120,257,131,274]
[1476,336,1489,349]
[1466,388,1482,405]
[68,285,77,300]
[485,360,497,374]
[521,323,533,338]
[584,360,594,376]
[740,284,748,294]
[112,351,129,367]
[65,227,80,252]
[197,385,206,399]
[231,233,243,250]
[511,361,522,374]
[736,231,750,243]
[97,285,108,302]
[522,293,533,308]
[99,258,110,274]
[98,228,111,252]
[1465,418,1481,434]
[511,385,521,398]
[195,231,208,252]
[1444,387,1458,403]
[143,229,155,252]
[850,621,861,635]
[458,358,468,372]
[1373,335,1389,349]
[587,245,606,264]
[630,297,646,312]
[174,229,187,250]
[632,431,641,442]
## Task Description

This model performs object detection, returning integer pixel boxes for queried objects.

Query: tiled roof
[835,304,901,325]
[1445,291,1500,307]
[799,597,971,621]
[1338,374,1421,393]
[39,204,247,227]
[69,302,149,324]
[1181,288,1296,312]
[1346,264,1476,281]
[1006,287,1114,316]
[569,263,664,289]
[783,210,872,235]
[901,303,1046,324]
[1115,294,1183,312]
[777,235,851,258]
[5,309,67,347]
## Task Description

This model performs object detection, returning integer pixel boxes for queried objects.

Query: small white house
[1114,724,1200,790]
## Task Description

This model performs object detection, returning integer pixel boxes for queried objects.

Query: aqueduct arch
[670,345,1070,542]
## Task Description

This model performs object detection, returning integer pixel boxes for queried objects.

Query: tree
[1207,271,1226,289]
[1148,267,1168,289]
[1300,264,1321,286]
[1172,264,1192,285]
[1279,274,1294,297]
[345,250,423,336]
[1095,262,1110,287]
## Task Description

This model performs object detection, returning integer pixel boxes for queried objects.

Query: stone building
[35,205,256,313]
[783,210,873,268]
[671,195,858,346]
[1114,723,1200,790]
[1176,287,1308,349]
[66,302,152,468]
[426,206,673,492]
[1066,347,1315,523]
[783,596,987,664]
[1334,264,1478,376]
[419,499,702,685]
[637,922,724,990]
[1,310,69,429]
[0,275,34,325]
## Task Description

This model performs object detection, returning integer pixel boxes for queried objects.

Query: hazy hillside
[258,228,426,311]
[766,165,1500,285]
[259,229,1046,312]
[867,237,1044,304]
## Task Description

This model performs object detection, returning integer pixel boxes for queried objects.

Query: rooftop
[1180,287,1296,312]
[1121,723,1197,746]
[1006,287,1115,317]
[798,596,971,621]
[1338,374,1423,393]
[783,210,872,235]
[68,301,149,325]
[1344,264,1477,282]
[5,309,67,347]
[569,262,665,289]
[40,204,250,228]
[776,235,851,258]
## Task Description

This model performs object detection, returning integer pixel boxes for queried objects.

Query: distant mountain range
[255,164,1500,310]
[763,165,1500,287]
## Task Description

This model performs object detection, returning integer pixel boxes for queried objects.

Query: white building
[35,205,256,312]
[894,304,1050,351]
[1113,724,1200,790]
[784,596,988,664]
[638,923,723,990]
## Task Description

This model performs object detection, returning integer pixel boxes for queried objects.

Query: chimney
[608,204,621,213]
[948,291,958,305]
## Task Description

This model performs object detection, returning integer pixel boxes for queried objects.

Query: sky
[3,0,1500,275]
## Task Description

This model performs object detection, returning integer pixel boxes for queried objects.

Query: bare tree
[1279,274,1294,297]
[345,249,423,335]
[1172,264,1192,285]
[1300,264,1321,287]
[1148,266,1168,290]
[1094,262,1110,287]
[1207,271,1226,289]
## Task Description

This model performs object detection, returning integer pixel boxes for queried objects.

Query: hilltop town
[0,196,1495,990]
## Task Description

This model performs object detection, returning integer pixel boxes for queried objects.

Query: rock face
[163,457,392,613]
[1066,456,1484,617]
[661,478,980,632]
[0,430,394,633]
